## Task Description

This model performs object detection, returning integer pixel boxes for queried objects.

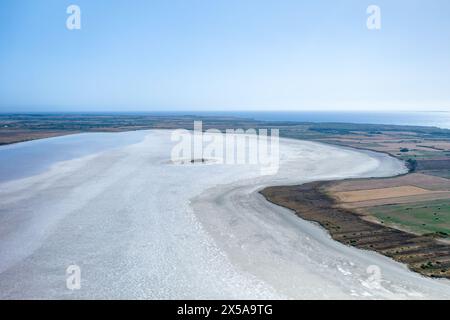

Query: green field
[396,150,447,160]
[370,200,450,236]
[419,169,450,179]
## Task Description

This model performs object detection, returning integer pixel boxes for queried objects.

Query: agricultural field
[333,186,433,203]
[421,169,450,179]
[327,173,450,238]
[369,200,450,237]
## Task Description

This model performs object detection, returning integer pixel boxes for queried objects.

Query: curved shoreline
[191,136,450,299]
[1,130,449,299]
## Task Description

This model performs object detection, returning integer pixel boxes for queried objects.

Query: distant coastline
[2,111,450,129]
[2,112,450,146]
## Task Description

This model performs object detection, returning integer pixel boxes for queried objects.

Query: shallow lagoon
[0,131,148,183]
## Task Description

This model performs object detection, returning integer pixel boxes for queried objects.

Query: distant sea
[4,110,450,129]
[157,111,450,129]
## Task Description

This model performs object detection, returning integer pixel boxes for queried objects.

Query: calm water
[0,131,148,183]
[244,111,450,129]
[159,111,450,129]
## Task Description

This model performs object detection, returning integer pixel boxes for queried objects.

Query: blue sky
[0,0,449,112]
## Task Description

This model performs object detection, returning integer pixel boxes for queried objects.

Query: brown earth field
[0,129,81,145]
[325,173,450,210]
[332,185,435,203]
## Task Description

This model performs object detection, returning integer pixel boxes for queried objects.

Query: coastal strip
[260,180,450,279]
